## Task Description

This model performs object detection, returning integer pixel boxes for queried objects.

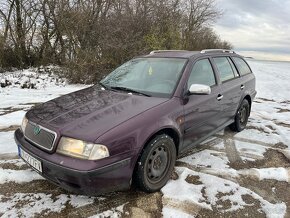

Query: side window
[187,59,216,88]
[227,57,239,77]
[213,57,235,82]
[232,57,252,76]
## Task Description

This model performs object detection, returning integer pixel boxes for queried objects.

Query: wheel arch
[143,127,181,155]
[131,127,181,187]
[132,127,181,173]
[243,94,252,115]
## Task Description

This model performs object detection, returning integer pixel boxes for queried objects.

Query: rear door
[231,56,256,99]
[182,58,223,149]
[211,56,243,125]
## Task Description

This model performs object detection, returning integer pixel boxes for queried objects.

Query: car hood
[26,86,168,142]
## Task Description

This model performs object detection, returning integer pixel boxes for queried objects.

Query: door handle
[217,94,223,101]
[241,84,245,90]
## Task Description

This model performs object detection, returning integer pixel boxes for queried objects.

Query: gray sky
[214,0,290,61]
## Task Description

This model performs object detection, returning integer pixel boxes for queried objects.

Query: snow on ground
[0,169,44,184]
[0,131,16,155]
[253,167,289,182]
[162,59,290,217]
[252,60,290,102]
[0,110,26,129]
[1,60,290,217]
[0,193,96,218]
[89,204,126,218]
[162,167,286,217]
[0,82,86,109]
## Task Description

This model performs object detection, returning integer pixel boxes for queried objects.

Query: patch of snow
[0,193,67,217]
[179,149,232,171]
[0,159,26,167]
[234,141,267,158]
[0,110,25,129]
[162,207,195,218]
[0,131,17,155]
[0,68,66,89]
[162,168,211,210]
[69,195,95,208]
[89,204,125,218]
[248,60,290,102]
[235,129,281,145]
[255,167,288,182]
[0,193,97,217]
[0,169,44,184]
[211,141,225,150]
[0,84,87,109]
[162,167,286,217]
[0,69,88,109]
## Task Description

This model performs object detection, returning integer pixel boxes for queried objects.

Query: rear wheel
[230,99,250,132]
[134,134,176,192]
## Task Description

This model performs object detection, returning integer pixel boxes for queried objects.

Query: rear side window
[187,59,216,88]
[227,57,239,77]
[213,57,235,82]
[233,57,252,75]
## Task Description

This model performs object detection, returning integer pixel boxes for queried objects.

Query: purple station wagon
[15,49,256,195]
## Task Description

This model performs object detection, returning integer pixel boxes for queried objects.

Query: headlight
[21,116,28,133]
[56,137,109,160]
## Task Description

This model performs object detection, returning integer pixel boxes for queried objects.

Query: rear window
[232,57,252,76]
[213,57,235,82]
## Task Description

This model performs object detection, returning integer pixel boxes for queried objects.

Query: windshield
[100,58,187,98]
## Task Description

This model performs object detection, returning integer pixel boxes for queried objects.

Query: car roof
[140,49,241,59]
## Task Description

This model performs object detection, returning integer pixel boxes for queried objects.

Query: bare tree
[0,0,232,82]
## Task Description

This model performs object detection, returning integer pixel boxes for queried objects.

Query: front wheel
[230,99,250,132]
[134,134,176,192]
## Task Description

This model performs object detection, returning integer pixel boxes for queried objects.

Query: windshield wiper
[99,82,110,90]
[110,86,151,97]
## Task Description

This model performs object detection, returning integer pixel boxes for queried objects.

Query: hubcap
[147,146,169,182]
[239,105,247,125]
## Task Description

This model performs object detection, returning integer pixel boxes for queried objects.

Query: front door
[182,58,223,149]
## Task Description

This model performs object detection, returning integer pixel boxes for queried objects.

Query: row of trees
[0,0,232,83]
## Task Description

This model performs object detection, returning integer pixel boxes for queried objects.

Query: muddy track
[1,95,290,217]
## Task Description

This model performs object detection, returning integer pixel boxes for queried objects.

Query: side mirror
[189,84,211,95]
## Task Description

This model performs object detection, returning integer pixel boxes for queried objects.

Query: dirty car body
[14,49,256,195]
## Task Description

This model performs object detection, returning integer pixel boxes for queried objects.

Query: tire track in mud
[175,123,290,216]
[162,197,201,216]
[1,99,290,217]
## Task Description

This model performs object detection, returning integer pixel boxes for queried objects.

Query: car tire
[134,134,176,192]
[230,99,250,132]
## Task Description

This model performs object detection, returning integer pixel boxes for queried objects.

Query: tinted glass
[187,59,216,88]
[101,58,187,97]
[213,57,235,82]
[233,57,252,75]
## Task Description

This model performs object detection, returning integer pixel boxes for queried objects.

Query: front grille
[24,122,57,151]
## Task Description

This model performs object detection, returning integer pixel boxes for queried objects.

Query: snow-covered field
[1,59,290,217]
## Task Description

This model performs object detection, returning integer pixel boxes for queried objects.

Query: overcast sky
[213,0,290,61]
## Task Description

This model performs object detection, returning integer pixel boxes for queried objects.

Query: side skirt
[178,119,234,157]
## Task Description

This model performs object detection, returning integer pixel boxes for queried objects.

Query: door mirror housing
[189,84,211,95]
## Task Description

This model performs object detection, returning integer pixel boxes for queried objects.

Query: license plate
[19,146,42,173]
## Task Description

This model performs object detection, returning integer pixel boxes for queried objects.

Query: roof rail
[149,50,188,54]
[200,49,235,54]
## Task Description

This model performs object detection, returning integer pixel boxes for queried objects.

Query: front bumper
[14,128,133,195]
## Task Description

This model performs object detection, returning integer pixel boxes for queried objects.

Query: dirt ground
[1,96,290,217]
[1,130,290,217]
